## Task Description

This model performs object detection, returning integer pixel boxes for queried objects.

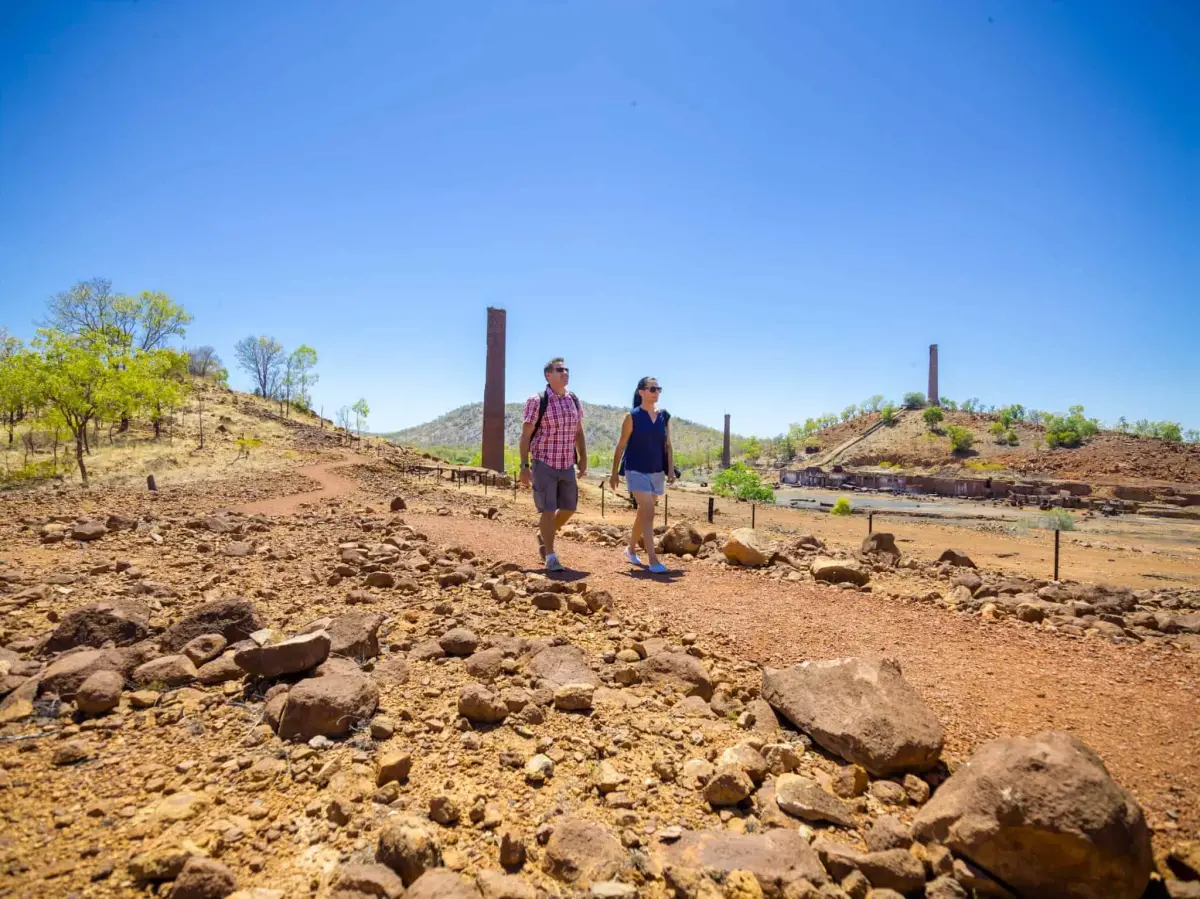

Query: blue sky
[1,0,1196,436]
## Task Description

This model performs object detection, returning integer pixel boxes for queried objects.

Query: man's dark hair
[544,357,565,377]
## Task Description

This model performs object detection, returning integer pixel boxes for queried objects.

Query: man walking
[519,357,586,572]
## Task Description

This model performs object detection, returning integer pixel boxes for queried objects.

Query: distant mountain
[383,400,740,458]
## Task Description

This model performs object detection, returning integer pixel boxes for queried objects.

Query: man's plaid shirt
[524,389,583,469]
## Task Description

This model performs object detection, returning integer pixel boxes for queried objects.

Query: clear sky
[1,0,1196,436]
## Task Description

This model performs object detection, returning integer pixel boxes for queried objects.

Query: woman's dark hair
[632,376,655,409]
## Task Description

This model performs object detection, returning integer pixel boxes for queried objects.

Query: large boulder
[637,652,714,701]
[659,828,827,893]
[160,598,264,652]
[811,557,870,586]
[234,632,331,678]
[133,654,198,688]
[723,528,771,567]
[938,548,976,568]
[376,815,442,886]
[39,646,151,699]
[526,644,600,689]
[912,731,1152,899]
[761,657,943,776]
[74,669,124,715]
[277,673,378,741]
[326,612,384,661]
[543,819,625,885]
[43,599,152,653]
[71,520,107,541]
[661,522,702,556]
[861,532,900,559]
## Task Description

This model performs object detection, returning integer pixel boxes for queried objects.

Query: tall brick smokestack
[482,307,506,472]
[722,414,731,469]
[928,344,939,407]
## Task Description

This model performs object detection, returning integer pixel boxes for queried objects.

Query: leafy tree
[186,345,222,378]
[1005,429,1019,446]
[712,461,774,502]
[923,407,944,430]
[902,391,927,410]
[1028,409,1044,424]
[989,421,1007,443]
[863,395,884,413]
[1115,416,1129,434]
[830,497,852,516]
[1043,406,1100,448]
[939,397,958,411]
[945,425,974,453]
[0,332,31,444]
[961,397,981,413]
[126,348,190,439]
[778,432,796,462]
[743,437,761,461]
[1185,429,1200,444]
[45,280,191,353]
[880,402,897,425]
[841,404,857,421]
[352,398,370,441]
[1157,422,1183,442]
[234,335,286,397]
[287,345,319,416]
[336,406,352,431]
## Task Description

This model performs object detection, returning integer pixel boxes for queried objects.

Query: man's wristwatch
[520,463,530,470]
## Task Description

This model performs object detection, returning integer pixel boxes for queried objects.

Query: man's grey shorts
[532,460,578,513]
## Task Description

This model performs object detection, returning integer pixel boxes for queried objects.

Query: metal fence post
[869,511,874,534]
[708,497,714,523]
[601,483,605,518]
[664,493,669,528]
[1054,528,1060,581]
[752,503,756,529]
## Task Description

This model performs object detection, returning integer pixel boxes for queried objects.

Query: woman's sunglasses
[644,386,662,393]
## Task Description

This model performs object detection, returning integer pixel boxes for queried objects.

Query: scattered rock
[171,857,238,899]
[811,557,871,586]
[543,819,625,885]
[762,657,943,775]
[552,682,595,711]
[235,631,331,678]
[43,599,151,653]
[332,863,405,899]
[74,669,124,715]
[71,520,108,541]
[277,673,379,740]
[527,644,600,688]
[440,627,480,656]
[703,765,754,807]
[637,652,713,700]
[182,634,228,666]
[376,815,443,886]
[458,684,509,724]
[661,522,703,556]
[723,528,771,567]
[406,869,481,899]
[133,654,198,688]
[160,598,264,653]
[913,731,1152,899]
[938,548,976,568]
[660,828,827,893]
[774,773,855,827]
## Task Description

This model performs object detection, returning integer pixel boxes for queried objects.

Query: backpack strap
[530,391,581,442]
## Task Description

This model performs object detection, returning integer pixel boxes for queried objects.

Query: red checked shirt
[523,389,583,470]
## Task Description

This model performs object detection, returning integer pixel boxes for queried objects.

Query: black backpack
[619,409,680,478]
[530,390,582,464]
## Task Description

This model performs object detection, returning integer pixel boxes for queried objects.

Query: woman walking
[610,376,675,574]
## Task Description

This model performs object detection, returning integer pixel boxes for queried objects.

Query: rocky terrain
[1,442,1198,899]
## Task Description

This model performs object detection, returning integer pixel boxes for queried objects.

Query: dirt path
[408,510,1200,838]
[233,457,359,515]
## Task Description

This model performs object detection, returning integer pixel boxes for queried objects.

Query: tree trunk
[118,415,130,433]
[83,421,90,455]
[76,434,88,487]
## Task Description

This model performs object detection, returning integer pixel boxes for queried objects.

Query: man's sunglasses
[644,386,662,393]
[551,366,569,373]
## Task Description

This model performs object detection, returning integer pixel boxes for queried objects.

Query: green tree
[126,348,191,439]
[939,397,958,411]
[830,497,852,516]
[185,345,223,378]
[923,406,944,430]
[352,398,370,442]
[902,392,927,410]
[234,335,286,398]
[287,345,319,414]
[712,462,774,502]
[1185,429,1199,444]
[863,395,884,413]
[743,437,761,461]
[0,331,32,444]
[1044,406,1100,448]
[945,425,974,453]
[1115,416,1129,434]
[961,397,981,413]
[45,280,192,354]
[778,432,796,462]
[841,404,857,422]
[880,402,898,425]
[989,421,1007,443]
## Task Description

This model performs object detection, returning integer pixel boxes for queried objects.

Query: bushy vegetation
[945,425,974,453]
[830,497,852,515]
[902,392,927,410]
[879,402,898,425]
[1043,405,1100,448]
[712,462,775,502]
[1039,508,1076,531]
[922,407,944,430]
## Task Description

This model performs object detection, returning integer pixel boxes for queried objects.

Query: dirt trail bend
[408,510,1200,838]
[233,457,359,515]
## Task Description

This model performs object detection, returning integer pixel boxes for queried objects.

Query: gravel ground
[410,509,1200,844]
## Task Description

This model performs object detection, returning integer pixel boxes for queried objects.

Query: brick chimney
[482,308,506,472]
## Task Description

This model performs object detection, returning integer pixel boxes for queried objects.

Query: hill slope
[383,401,740,458]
